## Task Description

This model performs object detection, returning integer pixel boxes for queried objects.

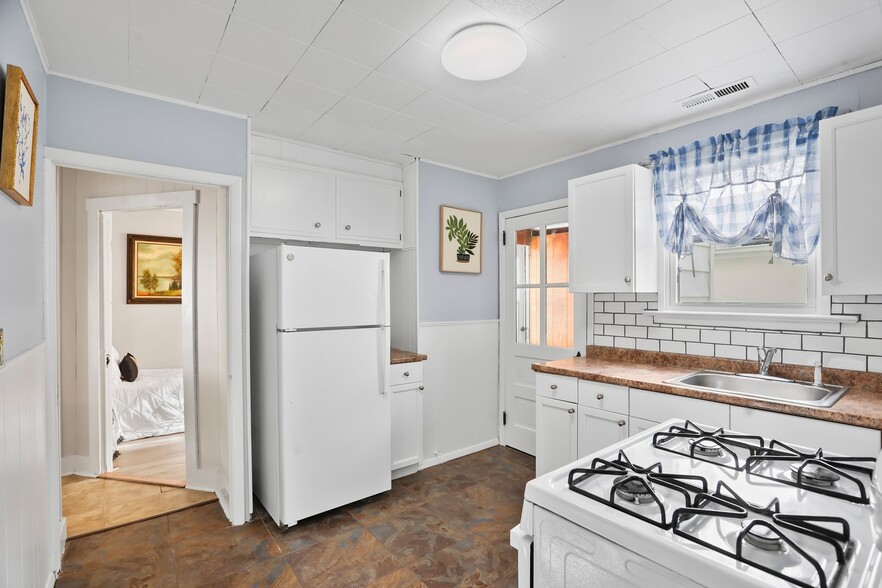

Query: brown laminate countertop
[390,348,427,365]
[532,347,882,431]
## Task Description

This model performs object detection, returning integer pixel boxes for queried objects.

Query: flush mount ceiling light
[442,24,527,81]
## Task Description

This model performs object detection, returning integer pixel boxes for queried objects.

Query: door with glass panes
[503,207,585,455]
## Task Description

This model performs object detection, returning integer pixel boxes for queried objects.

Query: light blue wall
[47,76,248,177]
[419,162,500,322]
[0,0,47,360]
[499,66,882,211]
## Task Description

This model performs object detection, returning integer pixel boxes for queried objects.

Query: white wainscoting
[0,343,60,588]
[417,320,500,469]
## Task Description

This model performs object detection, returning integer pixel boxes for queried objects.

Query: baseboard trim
[391,464,419,480]
[216,485,232,523]
[186,467,218,493]
[60,455,96,477]
[418,438,499,470]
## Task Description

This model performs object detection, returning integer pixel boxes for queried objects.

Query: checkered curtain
[649,107,837,264]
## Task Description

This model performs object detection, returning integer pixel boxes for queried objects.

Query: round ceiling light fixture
[441,23,527,81]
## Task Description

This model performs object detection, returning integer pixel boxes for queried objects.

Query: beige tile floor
[57,444,535,587]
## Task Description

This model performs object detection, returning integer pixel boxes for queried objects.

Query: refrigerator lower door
[277,327,391,525]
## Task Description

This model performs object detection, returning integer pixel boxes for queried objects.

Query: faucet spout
[758,347,779,376]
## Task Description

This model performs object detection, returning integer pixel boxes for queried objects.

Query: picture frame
[0,65,39,206]
[127,234,183,304]
[440,205,483,274]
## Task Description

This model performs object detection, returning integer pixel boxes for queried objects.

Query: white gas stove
[511,419,882,588]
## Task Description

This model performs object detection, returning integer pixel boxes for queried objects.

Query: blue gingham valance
[649,107,837,264]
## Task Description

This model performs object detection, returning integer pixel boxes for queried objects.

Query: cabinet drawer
[578,380,628,414]
[536,374,577,403]
[629,388,729,430]
[390,362,422,386]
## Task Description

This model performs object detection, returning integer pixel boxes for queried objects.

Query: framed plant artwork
[0,65,39,206]
[127,234,183,304]
[440,205,482,274]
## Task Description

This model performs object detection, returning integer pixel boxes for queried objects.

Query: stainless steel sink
[665,370,848,408]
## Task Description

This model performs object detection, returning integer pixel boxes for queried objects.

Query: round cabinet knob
[314,222,322,228]
[824,273,833,282]
[345,224,352,230]
[596,393,604,400]
[618,420,626,427]
[550,384,558,390]
[624,276,632,284]
[418,386,425,391]
[403,371,410,377]
[286,254,295,261]
[568,408,575,414]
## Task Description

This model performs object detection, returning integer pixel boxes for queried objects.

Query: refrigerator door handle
[379,258,387,326]
[378,326,387,395]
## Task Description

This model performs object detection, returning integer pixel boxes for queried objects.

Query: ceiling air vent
[679,77,756,110]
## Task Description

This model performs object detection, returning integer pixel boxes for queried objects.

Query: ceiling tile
[190,0,236,13]
[513,104,579,134]
[313,7,409,69]
[413,0,499,49]
[754,0,878,43]
[667,15,773,75]
[29,0,129,24]
[217,17,308,75]
[350,72,424,111]
[29,0,127,56]
[344,0,452,35]
[377,39,448,90]
[554,81,628,117]
[273,78,344,113]
[565,23,667,87]
[777,6,882,82]
[400,92,507,138]
[130,0,230,52]
[129,28,216,83]
[343,126,410,155]
[205,56,284,103]
[521,0,632,55]
[634,0,751,50]
[299,115,361,149]
[41,39,128,86]
[290,47,373,94]
[605,51,697,99]
[127,64,205,103]
[324,97,395,127]
[252,99,323,138]
[232,0,340,44]
[198,84,267,115]
[469,0,563,28]
[612,0,670,20]
[372,112,436,140]
[471,83,548,121]
[697,46,798,92]
[745,0,781,9]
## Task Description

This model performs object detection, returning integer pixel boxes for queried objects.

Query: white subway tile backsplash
[594,302,605,312]
[844,304,882,320]
[637,293,658,302]
[831,303,843,314]
[614,314,637,326]
[840,321,867,337]
[594,325,604,335]
[660,340,686,354]
[625,302,647,313]
[844,337,882,356]
[869,356,882,373]
[604,301,625,313]
[614,293,637,302]
[636,314,656,326]
[646,302,659,311]
[781,349,822,366]
[868,295,882,303]
[869,322,882,338]
[626,326,648,339]
[686,342,715,356]
[715,345,747,360]
[802,335,844,353]
[764,333,801,349]
[648,327,673,340]
[673,328,701,342]
[701,329,730,344]
[605,325,625,337]
[636,339,660,352]
[614,337,636,349]
[731,331,764,347]
[832,295,866,303]
[596,313,614,324]
[822,353,867,371]
[594,335,614,346]
[595,293,615,301]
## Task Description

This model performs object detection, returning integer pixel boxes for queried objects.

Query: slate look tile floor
[56,445,535,587]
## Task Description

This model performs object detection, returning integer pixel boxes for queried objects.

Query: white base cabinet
[390,363,424,478]
[628,416,659,437]
[536,394,578,477]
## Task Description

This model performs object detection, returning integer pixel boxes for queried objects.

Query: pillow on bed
[110,346,122,381]
[119,353,139,382]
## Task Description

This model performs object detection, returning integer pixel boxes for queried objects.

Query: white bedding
[112,368,185,442]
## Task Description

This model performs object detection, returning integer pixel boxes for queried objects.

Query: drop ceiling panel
[217,17,308,75]
[325,97,395,127]
[564,23,667,87]
[413,0,499,49]
[554,82,628,118]
[376,40,448,90]
[350,72,425,111]
[231,0,340,44]
[399,92,507,138]
[634,0,752,50]
[345,0,452,36]
[312,7,409,69]
[521,0,632,55]
[289,47,373,94]
[205,56,284,99]
[29,0,127,56]
[41,40,128,86]
[668,15,773,75]
[469,0,563,28]
[253,100,323,138]
[128,64,205,103]
[372,112,436,141]
[299,115,361,149]
[754,0,879,43]
[697,46,798,93]
[198,84,268,116]
[129,28,216,83]
[129,0,229,52]
[273,78,344,113]
[605,51,697,99]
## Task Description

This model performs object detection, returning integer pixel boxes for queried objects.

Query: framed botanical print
[127,234,183,304]
[1,65,39,206]
[440,205,482,274]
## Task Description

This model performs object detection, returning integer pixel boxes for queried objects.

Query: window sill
[644,310,857,333]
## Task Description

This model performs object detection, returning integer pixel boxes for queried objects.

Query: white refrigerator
[250,244,391,528]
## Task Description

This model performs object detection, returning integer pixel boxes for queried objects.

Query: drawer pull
[403,371,410,377]
[568,408,575,414]
[618,420,626,427]
[314,222,322,228]
[345,224,352,230]
[550,384,558,390]
[596,393,604,400]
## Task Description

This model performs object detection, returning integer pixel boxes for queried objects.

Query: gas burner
[613,475,655,504]
[690,438,724,458]
[741,520,783,551]
[790,463,840,487]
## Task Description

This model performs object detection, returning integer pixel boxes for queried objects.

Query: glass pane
[515,227,541,285]
[515,287,540,345]
[545,222,569,284]
[546,287,574,348]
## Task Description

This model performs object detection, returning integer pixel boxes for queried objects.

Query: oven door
[532,506,703,587]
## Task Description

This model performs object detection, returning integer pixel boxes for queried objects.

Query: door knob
[618,420,626,427]
[418,386,424,391]
[596,393,604,400]
[345,224,352,230]
[314,222,321,228]
[624,276,631,284]
[824,273,833,281]
[567,408,575,414]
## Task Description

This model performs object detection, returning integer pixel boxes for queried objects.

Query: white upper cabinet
[336,176,402,246]
[251,159,334,240]
[568,164,656,292]
[250,156,403,249]
[821,104,882,295]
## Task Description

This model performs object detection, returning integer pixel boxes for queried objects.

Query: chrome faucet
[757,347,779,376]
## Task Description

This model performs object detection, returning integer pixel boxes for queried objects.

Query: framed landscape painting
[1,65,40,206]
[127,234,183,304]
[440,205,482,274]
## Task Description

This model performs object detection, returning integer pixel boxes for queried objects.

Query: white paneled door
[503,206,585,455]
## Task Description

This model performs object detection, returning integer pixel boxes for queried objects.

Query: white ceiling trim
[416,157,501,180]
[251,130,414,169]
[18,0,49,72]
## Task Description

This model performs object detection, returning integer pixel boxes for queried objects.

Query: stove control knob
[567,408,575,414]
[618,420,626,427]
[596,393,604,400]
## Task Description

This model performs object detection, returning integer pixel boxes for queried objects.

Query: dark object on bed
[119,353,139,382]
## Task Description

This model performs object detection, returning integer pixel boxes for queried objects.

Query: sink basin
[665,370,848,408]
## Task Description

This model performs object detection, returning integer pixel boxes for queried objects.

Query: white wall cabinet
[578,406,628,458]
[568,164,656,292]
[251,157,403,249]
[820,104,882,295]
[390,363,424,478]
[536,394,578,476]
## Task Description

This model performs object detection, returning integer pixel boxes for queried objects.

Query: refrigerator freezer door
[277,327,391,525]
[277,245,389,330]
